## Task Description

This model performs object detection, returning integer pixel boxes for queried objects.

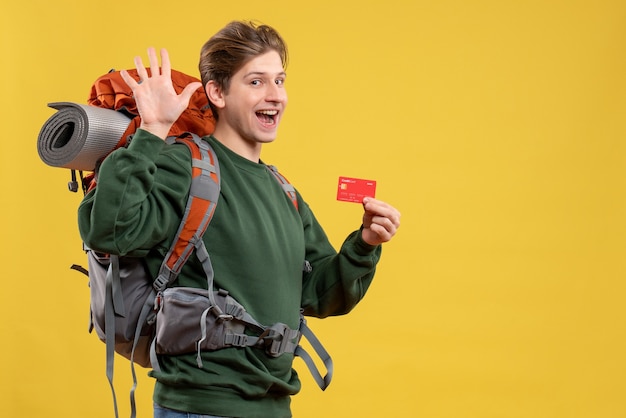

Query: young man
[78,21,400,418]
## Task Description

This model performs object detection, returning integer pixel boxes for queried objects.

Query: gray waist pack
[154,287,303,367]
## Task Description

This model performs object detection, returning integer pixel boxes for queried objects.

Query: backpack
[38,69,333,418]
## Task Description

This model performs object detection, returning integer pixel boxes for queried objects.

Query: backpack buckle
[210,305,233,322]
[264,323,298,357]
[224,332,248,347]
[153,274,169,291]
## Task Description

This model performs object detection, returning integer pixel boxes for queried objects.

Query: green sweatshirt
[78,129,382,418]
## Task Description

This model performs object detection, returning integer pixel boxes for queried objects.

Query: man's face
[219,50,287,146]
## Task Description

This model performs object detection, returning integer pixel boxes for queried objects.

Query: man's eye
[251,80,261,86]
[275,79,284,86]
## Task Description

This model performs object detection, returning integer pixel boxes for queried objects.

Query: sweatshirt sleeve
[299,199,382,318]
[77,129,192,257]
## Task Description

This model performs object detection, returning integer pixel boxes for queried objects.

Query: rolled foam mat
[37,102,132,171]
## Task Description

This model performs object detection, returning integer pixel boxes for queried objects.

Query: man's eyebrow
[244,71,287,78]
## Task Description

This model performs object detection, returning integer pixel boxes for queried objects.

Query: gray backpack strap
[295,317,334,390]
[266,164,298,210]
[129,288,157,416]
[103,252,136,418]
[104,256,159,418]
[152,133,221,294]
[104,254,121,418]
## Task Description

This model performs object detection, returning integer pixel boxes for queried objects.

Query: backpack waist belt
[153,286,301,361]
[151,286,333,390]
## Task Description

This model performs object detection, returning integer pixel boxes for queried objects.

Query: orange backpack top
[78,68,216,193]
[88,68,216,150]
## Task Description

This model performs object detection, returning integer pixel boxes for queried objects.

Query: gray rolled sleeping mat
[37,102,131,171]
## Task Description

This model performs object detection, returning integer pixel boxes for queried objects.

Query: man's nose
[265,83,287,103]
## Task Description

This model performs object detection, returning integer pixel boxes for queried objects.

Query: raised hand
[120,47,202,139]
[361,197,401,246]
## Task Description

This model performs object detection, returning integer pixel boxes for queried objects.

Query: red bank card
[337,176,377,203]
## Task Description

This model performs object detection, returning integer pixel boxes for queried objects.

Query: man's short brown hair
[199,21,288,118]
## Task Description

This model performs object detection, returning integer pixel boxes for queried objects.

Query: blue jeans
[154,403,229,418]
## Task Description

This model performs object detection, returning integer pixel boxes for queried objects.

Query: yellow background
[2,0,625,417]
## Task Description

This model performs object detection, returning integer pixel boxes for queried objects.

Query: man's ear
[205,80,225,109]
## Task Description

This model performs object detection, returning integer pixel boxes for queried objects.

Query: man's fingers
[159,48,171,78]
[134,55,148,81]
[363,198,401,228]
[180,82,203,101]
[372,215,397,234]
[128,47,175,83]
[147,47,159,76]
[120,69,139,88]
[369,222,394,242]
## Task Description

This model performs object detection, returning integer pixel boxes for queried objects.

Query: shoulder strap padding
[153,133,220,291]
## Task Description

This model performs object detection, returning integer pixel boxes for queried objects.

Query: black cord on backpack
[68,170,79,193]
[70,264,89,276]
